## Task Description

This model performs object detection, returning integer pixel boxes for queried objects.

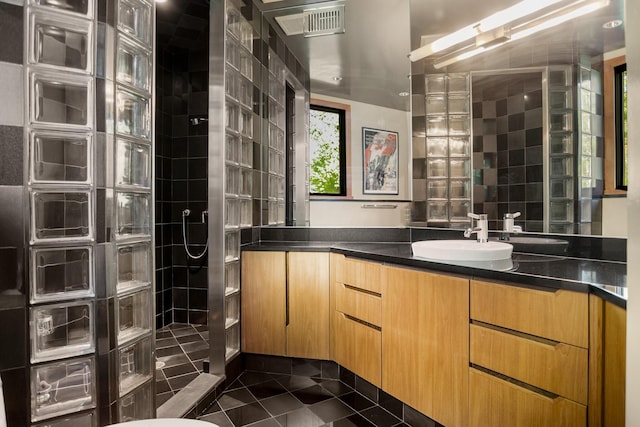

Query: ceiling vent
[275,4,345,37]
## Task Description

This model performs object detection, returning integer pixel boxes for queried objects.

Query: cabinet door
[287,252,330,359]
[241,251,286,356]
[382,266,469,427]
[333,311,381,387]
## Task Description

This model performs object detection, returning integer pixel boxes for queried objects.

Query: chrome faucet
[464,213,489,243]
[500,212,522,241]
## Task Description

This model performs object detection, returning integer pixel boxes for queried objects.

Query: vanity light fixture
[412,0,610,68]
[602,19,623,29]
[398,91,410,97]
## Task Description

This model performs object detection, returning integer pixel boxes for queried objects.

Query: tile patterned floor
[196,371,410,427]
[155,323,209,407]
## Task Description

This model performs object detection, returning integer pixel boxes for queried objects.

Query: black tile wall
[473,73,544,232]
[0,125,23,185]
[0,2,23,64]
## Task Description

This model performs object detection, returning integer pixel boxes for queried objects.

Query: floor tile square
[315,379,353,397]
[218,388,257,410]
[309,397,355,423]
[198,411,235,427]
[245,418,281,427]
[291,384,334,405]
[275,407,325,427]
[167,372,199,391]
[225,402,270,426]
[360,406,402,427]
[259,392,303,416]
[338,392,376,412]
[163,362,197,379]
[156,345,183,358]
[239,371,274,386]
[247,379,288,399]
[177,333,203,344]
[156,391,174,407]
[275,374,318,392]
[331,414,376,427]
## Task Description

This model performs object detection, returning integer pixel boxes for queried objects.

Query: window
[309,104,347,195]
[614,63,628,190]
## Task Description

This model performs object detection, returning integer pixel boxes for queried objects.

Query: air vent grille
[303,5,345,36]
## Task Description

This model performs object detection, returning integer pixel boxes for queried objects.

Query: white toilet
[0,376,214,427]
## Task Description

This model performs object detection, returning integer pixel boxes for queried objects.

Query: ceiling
[260,0,625,111]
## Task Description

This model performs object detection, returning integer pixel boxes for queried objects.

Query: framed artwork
[362,127,399,194]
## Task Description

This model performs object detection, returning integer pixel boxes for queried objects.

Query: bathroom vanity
[241,237,626,427]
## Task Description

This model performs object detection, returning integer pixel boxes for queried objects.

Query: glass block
[116,89,150,140]
[269,75,284,104]
[225,197,239,229]
[225,37,240,70]
[240,137,252,167]
[240,49,253,80]
[448,115,470,135]
[115,192,150,237]
[550,201,573,222]
[269,51,284,82]
[226,293,239,328]
[225,133,239,164]
[427,201,448,221]
[581,111,592,134]
[225,230,239,262]
[117,242,151,293]
[240,22,253,52]
[241,108,253,138]
[226,323,240,360]
[425,75,446,93]
[550,133,573,155]
[225,261,240,295]
[32,411,96,427]
[269,148,283,174]
[118,380,153,422]
[31,302,94,363]
[427,158,447,178]
[550,178,573,198]
[118,336,152,397]
[447,74,469,93]
[31,247,93,303]
[117,35,151,93]
[116,139,150,188]
[226,6,241,39]
[426,116,447,136]
[450,200,470,221]
[31,12,92,72]
[118,0,152,47]
[450,179,470,199]
[549,112,572,132]
[580,67,591,90]
[269,99,284,128]
[31,357,95,422]
[269,124,284,150]
[30,131,91,184]
[449,136,470,157]
[239,75,252,108]
[581,133,593,155]
[32,191,91,242]
[240,198,252,228]
[277,201,285,225]
[225,165,239,196]
[581,155,592,178]
[549,68,571,86]
[225,102,239,132]
[448,95,469,114]
[581,178,593,198]
[580,89,592,112]
[33,0,90,16]
[426,96,446,115]
[240,168,253,197]
[426,137,448,157]
[32,72,91,128]
[549,89,572,109]
[450,158,470,178]
[117,289,151,345]
[550,156,573,177]
[427,179,448,199]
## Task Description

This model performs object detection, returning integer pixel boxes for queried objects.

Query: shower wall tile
[0,2,22,63]
[0,63,24,126]
[0,125,23,185]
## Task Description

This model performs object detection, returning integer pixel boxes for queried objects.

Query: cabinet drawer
[470,368,586,427]
[470,324,588,404]
[470,280,588,348]
[333,312,381,387]
[335,282,381,327]
[335,256,381,293]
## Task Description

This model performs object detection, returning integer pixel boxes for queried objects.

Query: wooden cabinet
[331,255,382,387]
[382,266,469,427]
[469,280,589,427]
[241,251,330,359]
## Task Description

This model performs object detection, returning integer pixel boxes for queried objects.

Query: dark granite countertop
[242,241,627,309]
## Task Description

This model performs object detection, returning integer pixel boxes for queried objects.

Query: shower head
[189,117,208,126]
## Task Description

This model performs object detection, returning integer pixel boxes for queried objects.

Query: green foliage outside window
[310,108,342,194]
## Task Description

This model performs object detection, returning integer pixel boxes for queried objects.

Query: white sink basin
[412,240,514,270]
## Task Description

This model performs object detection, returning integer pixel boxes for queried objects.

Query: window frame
[614,63,627,191]
[603,55,627,195]
[309,99,352,198]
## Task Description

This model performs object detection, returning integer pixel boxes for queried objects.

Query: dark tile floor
[155,323,210,407]
[196,371,409,427]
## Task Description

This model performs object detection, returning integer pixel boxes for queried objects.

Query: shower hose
[182,209,209,260]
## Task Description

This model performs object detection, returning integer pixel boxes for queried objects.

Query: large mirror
[260,0,626,236]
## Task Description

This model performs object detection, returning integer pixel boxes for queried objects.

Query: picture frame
[362,127,399,195]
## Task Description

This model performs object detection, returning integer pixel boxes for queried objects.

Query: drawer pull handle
[343,313,382,331]
[343,283,382,297]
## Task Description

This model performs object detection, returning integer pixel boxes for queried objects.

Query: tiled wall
[472,73,544,232]
[0,1,29,425]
